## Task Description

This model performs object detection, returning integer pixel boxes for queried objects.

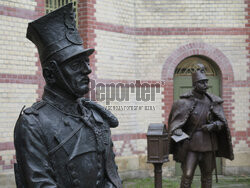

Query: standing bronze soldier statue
[168,64,234,188]
[14,3,122,188]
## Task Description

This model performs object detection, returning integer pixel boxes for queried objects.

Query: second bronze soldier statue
[168,64,234,188]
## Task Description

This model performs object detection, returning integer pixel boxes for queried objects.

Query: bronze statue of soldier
[168,64,234,188]
[14,3,122,188]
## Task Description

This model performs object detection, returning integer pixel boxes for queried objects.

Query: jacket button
[97,154,102,160]
[63,119,70,126]
[97,162,102,169]
[71,171,78,178]
[68,163,75,170]
[97,171,101,178]
[73,179,80,186]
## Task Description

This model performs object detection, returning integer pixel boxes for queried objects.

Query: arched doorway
[174,55,221,101]
[174,55,222,175]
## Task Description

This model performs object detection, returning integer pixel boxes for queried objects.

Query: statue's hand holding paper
[171,129,189,142]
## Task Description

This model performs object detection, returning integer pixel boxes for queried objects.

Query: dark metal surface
[14,3,122,188]
[147,123,168,188]
[147,123,167,135]
[191,64,208,84]
[147,123,168,163]
[26,3,94,64]
[153,163,163,188]
[168,66,234,188]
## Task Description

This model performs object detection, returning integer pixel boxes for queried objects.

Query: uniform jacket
[168,90,234,163]
[14,88,122,188]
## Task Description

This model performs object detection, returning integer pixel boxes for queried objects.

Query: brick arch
[161,42,235,133]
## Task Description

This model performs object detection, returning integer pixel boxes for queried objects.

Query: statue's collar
[42,87,80,116]
[180,89,223,104]
[180,89,207,99]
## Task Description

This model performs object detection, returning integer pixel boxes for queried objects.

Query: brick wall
[135,0,247,28]
[0,0,44,173]
[95,0,135,27]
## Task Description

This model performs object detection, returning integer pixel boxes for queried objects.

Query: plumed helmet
[192,64,208,84]
[26,3,94,65]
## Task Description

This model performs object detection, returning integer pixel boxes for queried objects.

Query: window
[174,56,217,76]
[45,0,78,25]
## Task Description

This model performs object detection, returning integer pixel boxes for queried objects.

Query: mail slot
[147,123,168,163]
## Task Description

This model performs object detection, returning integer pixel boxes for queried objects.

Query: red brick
[11,159,16,164]
[0,142,14,151]
[235,131,247,137]
[0,5,40,20]
[3,164,13,170]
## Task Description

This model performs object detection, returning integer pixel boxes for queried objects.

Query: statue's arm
[209,104,227,131]
[168,100,189,135]
[14,115,57,188]
[202,102,227,132]
[202,120,224,132]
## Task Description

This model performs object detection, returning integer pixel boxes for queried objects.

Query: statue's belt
[48,119,84,156]
[48,116,108,156]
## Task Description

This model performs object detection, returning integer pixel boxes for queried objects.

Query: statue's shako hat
[26,3,94,65]
[192,64,208,84]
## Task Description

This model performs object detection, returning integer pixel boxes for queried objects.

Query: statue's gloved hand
[201,123,216,132]
[202,121,224,132]
[173,128,183,136]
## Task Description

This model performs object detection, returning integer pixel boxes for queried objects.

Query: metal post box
[147,123,168,163]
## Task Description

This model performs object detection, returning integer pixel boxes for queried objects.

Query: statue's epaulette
[180,90,193,99]
[208,93,223,104]
[80,98,119,128]
[23,100,46,115]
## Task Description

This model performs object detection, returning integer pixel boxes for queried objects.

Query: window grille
[45,0,78,26]
[175,56,217,76]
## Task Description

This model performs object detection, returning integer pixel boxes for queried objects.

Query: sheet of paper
[171,132,189,142]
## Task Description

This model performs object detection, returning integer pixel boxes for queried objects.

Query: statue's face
[61,55,92,96]
[194,79,208,94]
